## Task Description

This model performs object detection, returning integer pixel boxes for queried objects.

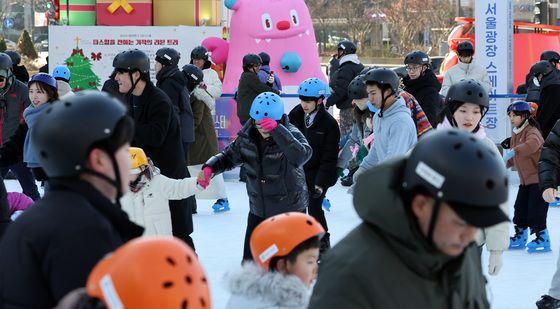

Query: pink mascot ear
[202,37,229,65]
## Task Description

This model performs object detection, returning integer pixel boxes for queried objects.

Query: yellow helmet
[129,147,148,174]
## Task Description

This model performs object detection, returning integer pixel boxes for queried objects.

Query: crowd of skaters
[0,38,558,308]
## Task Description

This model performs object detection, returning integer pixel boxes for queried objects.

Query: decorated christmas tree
[64,37,100,91]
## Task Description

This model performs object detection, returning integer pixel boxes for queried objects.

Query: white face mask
[533,77,541,87]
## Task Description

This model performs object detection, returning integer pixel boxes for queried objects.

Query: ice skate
[509,225,528,249]
[212,198,230,213]
[527,228,552,253]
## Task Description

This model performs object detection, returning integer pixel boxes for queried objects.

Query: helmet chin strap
[82,151,124,202]
[126,71,141,97]
[426,197,442,246]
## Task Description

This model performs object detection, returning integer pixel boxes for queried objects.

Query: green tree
[16,30,38,59]
[0,38,6,53]
[64,44,100,91]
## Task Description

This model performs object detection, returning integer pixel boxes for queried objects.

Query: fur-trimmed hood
[224,262,311,309]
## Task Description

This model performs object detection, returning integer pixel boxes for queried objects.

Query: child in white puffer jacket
[120,147,204,236]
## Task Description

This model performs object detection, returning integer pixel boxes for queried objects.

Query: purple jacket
[7,192,33,214]
[258,65,282,91]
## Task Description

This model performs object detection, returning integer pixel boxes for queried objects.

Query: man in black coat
[402,51,442,127]
[201,92,312,261]
[154,47,197,214]
[4,51,28,83]
[326,41,364,137]
[289,78,340,253]
[0,92,144,308]
[531,60,560,139]
[113,49,194,249]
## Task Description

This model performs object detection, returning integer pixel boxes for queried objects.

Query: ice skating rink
[5,169,557,309]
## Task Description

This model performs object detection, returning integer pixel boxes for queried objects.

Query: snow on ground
[4,169,557,308]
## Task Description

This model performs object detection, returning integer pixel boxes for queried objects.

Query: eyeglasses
[405,65,423,72]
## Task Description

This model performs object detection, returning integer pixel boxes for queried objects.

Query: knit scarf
[23,103,51,167]
[513,119,529,135]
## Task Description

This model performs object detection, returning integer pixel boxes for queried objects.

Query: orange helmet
[86,236,211,309]
[250,212,325,270]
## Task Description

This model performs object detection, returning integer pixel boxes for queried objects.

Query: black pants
[308,188,329,232]
[513,184,549,230]
[183,142,198,213]
[242,212,265,262]
[170,199,195,250]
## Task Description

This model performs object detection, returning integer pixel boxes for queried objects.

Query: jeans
[1,162,40,201]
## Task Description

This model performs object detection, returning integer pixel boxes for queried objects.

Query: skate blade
[527,247,552,253]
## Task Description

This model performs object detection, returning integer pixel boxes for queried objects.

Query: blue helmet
[52,65,71,82]
[250,92,284,121]
[507,100,531,113]
[298,77,329,99]
[29,73,57,90]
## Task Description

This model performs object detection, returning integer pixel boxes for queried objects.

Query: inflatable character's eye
[262,13,273,31]
[290,9,299,26]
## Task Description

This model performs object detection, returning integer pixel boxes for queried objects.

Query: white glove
[488,251,503,276]
[267,74,275,84]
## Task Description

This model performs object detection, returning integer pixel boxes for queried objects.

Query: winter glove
[259,118,278,132]
[311,185,323,199]
[543,188,558,203]
[503,150,516,163]
[350,144,360,159]
[488,250,503,276]
[500,137,511,149]
[197,166,213,189]
[267,73,275,84]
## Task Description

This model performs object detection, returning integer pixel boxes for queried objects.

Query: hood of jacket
[56,80,74,98]
[380,95,411,119]
[403,69,442,93]
[540,69,560,90]
[339,54,361,66]
[353,157,455,277]
[225,262,310,308]
[156,66,186,87]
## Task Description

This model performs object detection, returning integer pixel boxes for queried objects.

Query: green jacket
[236,71,280,124]
[308,157,490,309]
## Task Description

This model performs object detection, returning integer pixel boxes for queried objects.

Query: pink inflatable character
[203,0,326,93]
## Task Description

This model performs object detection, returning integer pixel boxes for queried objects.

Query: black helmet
[456,40,474,56]
[404,50,429,65]
[402,128,508,227]
[155,47,180,67]
[113,49,150,74]
[445,79,489,107]
[190,46,209,61]
[540,50,560,63]
[363,68,400,92]
[530,60,554,77]
[31,91,130,178]
[4,51,20,66]
[258,52,271,65]
[242,53,262,68]
[0,53,13,70]
[348,74,367,100]
[337,41,357,55]
[181,64,203,91]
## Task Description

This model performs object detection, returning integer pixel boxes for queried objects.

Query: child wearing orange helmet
[224,212,325,309]
[121,147,206,237]
[56,236,212,309]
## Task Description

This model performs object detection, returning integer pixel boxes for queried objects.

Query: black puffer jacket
[403,69,442,127]
[0,175,10,241]
[536,70,560,139]
[539,120,560,192]
[327,56,364,110]
[236,72,280,124]
[156,66,195,144]
[205,116,312,217]
[127,81,186,179]
[288,104,340,190]
[0,179,144,308]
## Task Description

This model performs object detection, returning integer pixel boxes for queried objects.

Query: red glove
[259,118,278,132]
[197,166,213,189]
[202,166,213,181]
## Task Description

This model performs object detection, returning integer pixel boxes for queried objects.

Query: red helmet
[250,212,325,270]
[87,236,211,309]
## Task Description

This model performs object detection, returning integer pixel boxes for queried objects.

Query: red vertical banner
[195,0,200,26]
